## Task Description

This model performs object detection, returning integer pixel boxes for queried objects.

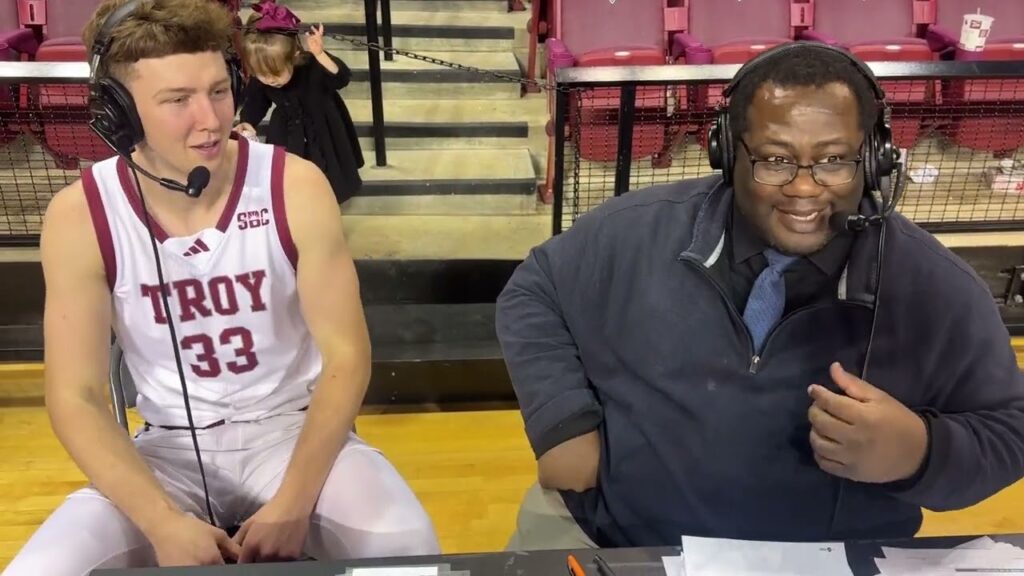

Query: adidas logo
[183,238,211,257]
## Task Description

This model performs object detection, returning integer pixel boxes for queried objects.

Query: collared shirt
[710,203,853,317]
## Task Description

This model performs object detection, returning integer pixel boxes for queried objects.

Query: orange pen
[567,553,587,576]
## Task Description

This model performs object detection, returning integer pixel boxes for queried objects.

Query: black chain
[327,32,580,93]
[570,89,582,221]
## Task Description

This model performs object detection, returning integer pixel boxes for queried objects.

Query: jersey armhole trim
[82,167,117,292]
[270,146,298,270]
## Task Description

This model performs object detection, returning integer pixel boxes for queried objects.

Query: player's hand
[233,495,311,563]
[807,362,928,484]
[305,24,325,56]
[149,512,241,566]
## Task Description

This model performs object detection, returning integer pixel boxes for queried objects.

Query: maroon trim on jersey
[82,167,117,292]
[216,135,249,233]
[270,146,298,270]
[115,136,251,242]
[116,158,170,243]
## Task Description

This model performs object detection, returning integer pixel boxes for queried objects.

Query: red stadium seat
[0,41,22,149]
[32,40,115,169]
[19,0,116,168]
[677,0,795,153]
[928,0,1024,155]
[540,0,688,201]
[687,0,793,65]
[798,0,936,149]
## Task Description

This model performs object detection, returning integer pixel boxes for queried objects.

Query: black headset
[707,42,900,216]
[87,0,245,158]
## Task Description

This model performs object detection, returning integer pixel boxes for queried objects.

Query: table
[93,534,1024,576]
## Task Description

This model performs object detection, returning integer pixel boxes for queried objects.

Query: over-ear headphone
[87,0,245,158]
[707,42,899,213]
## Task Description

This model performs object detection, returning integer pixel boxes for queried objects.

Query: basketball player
[3,0,438,573]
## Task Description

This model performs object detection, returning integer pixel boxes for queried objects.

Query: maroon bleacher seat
[799,0,936,150]
[25,0,104,44]
[0,0,34,149]
[927,0,1024,155]
[21,0,114,168]
[800,0,934,60]
[540,0,688,201]
[687,0,793,66]
[0,41,21,149]
[682,0,793,151]
[1,0,37,58]
[1,0,17,148]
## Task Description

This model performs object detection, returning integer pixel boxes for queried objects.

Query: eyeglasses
[739,139,863,187]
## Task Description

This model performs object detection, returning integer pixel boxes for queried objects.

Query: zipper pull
[749,355,760,374]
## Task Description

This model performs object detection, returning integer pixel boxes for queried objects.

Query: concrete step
[0,212,553,261]
[248,93,549,169]
[337,0,510,13]
[343,213,550,259]
[1,219,1017,263]
[281,0,513,13]
[336,48,523,99]
[346,96,547,150]
[349,97,550,176]
[333,48,515,72]
[314,10,529,52]
[350,148,538,215]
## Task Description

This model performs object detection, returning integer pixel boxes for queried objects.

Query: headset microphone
[185,166,211,199]
[119,154,212,199]
[829,211,883,234]
[829,161,907,235]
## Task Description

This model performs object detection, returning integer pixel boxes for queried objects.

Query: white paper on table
[873,557,958,576]
[682,536,853,576]
[954,537,998,550]
[662,554,687,576]
[348,567,439,576]
[876,558,1024,575]
[879,546,1024,566]
[876,541,1024,575]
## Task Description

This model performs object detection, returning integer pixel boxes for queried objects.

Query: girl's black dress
[239,52,364,203]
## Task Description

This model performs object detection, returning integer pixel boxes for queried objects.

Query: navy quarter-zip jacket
[496,175,1024,546]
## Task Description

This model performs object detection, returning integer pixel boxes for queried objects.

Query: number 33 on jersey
[141,270,267,378]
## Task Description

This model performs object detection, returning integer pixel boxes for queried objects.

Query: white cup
[959,13,994,52]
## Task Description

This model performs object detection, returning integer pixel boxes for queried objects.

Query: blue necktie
[743,248,799,353]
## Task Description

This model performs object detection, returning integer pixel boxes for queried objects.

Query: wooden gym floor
[4,345,1024,569]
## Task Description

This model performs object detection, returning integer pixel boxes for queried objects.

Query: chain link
[570,89,582,217]
[327,32,580,93]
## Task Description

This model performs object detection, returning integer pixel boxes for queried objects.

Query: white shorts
[2,412,439,576]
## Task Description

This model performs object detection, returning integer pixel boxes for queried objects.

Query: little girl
[235,0,364,203]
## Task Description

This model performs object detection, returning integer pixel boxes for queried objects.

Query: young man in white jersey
[3,0,438,573]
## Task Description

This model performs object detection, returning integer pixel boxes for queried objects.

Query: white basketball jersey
[83,138,322,427]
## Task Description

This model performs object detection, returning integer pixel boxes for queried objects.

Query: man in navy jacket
[496,44,1024,549]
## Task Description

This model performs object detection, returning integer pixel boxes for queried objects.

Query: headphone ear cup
[227,56,244,113]
[863,114,896,193]
[873,119,895,179]
[872,118,896,212]
[708,109,734,185]
[88,78,144,156]
[863,128,879,193]
[707,113,724,171]
[720,110,734,186]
